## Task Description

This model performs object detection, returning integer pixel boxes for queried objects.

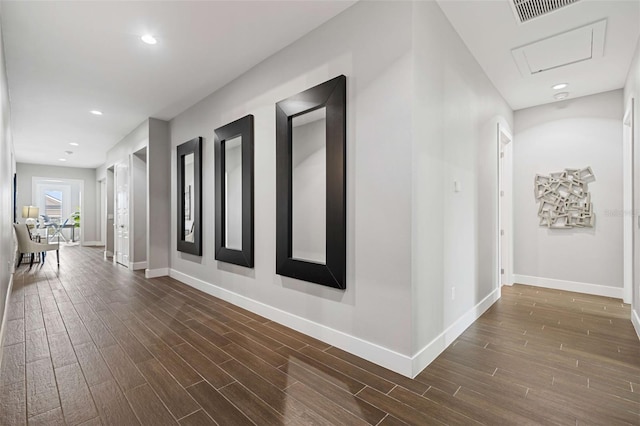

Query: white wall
[97,118,171,275]
[170,1,416,364]
[97,120,148,180]
[623,38,640,336]
[0,8,16,349]
[132,150,147,265]
[513,90,623,296]
[147,118,171,274]
[168,1,515,376]
[16,163,99,244]
[411,1,514,370]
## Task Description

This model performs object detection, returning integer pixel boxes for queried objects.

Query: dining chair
[13,223,60,267]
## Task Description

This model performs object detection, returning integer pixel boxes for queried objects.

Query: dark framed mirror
[214,115,254,267]
[177,137,202,256]
[276,75,346,289]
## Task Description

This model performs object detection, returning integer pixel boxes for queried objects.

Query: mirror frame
[275,75,346,289]
[214,115,255,267]
[177,137,202,256]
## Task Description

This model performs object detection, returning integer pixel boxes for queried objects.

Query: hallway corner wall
[0,8,16,358]
[410,0,514,375]
[148,118,171,274]
[623,37,640,338]
[170,1,416,375]
[513,90,624,297]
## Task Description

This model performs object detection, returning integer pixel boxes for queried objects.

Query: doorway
[131,147,148,270]
[105,167,115,259]
[114,162,129,267]
[498,124,513,287]
[32,177,84,244]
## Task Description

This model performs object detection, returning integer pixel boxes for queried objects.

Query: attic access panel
[512,19,606,76]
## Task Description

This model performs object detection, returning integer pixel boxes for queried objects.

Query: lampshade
[21,206,39,219]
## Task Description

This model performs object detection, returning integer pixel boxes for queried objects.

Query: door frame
[623,98,635,304]
[114,162,130,267]
[32,176,84,245]
[498,123,514,288]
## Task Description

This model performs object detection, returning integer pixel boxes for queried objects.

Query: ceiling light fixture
[69,142,79,146]
[552,83,568,90]
[554,92,569,100]
[141,34,157,45]
[59,158,67,162]
[90,110,103,115]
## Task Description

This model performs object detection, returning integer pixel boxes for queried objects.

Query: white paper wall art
[534,167,595,228]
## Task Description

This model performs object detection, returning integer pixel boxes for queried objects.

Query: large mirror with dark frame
[276,75,346,289]
[177,137,202,256]
[214,115,254,267]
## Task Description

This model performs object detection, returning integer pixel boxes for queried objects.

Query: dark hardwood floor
[1,245,639,425]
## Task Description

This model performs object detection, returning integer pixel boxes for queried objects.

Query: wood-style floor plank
[26,357,60,418]
[186,381,253,425]
[178,410,217,426]
[55,363,98,425]
[0,380,27,426]
[125,384,177,426]
[90,380,141,425]
[136,358,200,420]
[2,246,638,426]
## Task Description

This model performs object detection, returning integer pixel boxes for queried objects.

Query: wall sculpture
[535,167,595,228]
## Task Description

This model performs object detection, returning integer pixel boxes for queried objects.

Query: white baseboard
[632,309,640,341]
[0,274,15,371]
[410,286,501,377]
[169,269,502,378]
[146,268,169,279]
[82,241,102,247]
[169,269,414,376]
[104,251,113,260]
[130,261,147,271]
[513,274,623,299]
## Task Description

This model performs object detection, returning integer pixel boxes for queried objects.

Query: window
[44,190,62,223]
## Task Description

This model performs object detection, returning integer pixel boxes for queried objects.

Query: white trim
[130,261,147,271]
[82,241,102,247]
[411,287,501,377]
[0,275,15,371]
[145,268,169,279]
[498,123,514,287]
[170,269,414,376]
[632,309,640,340]
[103,250,113,260]
[623,98,634,304]
[513,274,623,299]
[169,269,502,378]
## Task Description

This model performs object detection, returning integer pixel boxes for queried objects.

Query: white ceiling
[4,1,639,169]
[437,0,640,111]
[1,0,355,168]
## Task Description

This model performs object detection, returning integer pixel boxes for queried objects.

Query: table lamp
[22,206,39,229]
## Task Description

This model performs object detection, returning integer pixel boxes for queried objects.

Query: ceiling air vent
[511,0,582,23]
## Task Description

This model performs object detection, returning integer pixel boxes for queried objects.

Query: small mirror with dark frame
[276,75,346,289]
[214,115,254,267]
[177,137,202,256]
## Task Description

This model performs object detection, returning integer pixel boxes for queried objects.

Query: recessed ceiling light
[552,83,568,90]
[141,34,157,45]
[59,158,67,162]
[69,142,79,146]
[90,110,103,115]
[554,92,569,100]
